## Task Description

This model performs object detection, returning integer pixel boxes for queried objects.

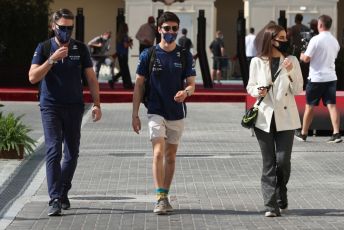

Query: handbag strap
[256,67,282,106]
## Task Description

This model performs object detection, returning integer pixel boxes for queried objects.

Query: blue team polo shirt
[136,45,196,120]
[31,38,93,107]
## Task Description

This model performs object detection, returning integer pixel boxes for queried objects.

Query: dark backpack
[142,45,187,107]
[38,39,87,99]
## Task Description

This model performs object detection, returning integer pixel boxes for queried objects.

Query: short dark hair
[157,11,180,27]
[182,28,187,35]
[318,15,332,30]
[295,13,303,23]
[249,27,254,34]
[52,8,74,23]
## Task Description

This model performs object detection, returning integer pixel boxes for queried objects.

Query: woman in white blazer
[246,25,303,217]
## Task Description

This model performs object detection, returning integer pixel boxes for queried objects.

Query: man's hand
[300,52,310,63]
[92,106,102,122]
[174,90,188,103]
[132,116,141,134]
[50,46,68,62]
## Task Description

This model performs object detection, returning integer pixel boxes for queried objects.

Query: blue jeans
[40,105,84,200]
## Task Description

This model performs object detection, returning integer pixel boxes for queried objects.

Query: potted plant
[0,109,36,159]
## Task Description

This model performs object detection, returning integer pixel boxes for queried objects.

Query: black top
[209,38,224,57]
[271,57,280,82]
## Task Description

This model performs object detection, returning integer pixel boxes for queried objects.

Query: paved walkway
[0,102,344,230]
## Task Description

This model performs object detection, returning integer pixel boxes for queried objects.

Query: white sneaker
[265,211,277,217]
[153,198,167,215]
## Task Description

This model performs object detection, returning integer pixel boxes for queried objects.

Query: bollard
[237,10,249,88]
[156,9,164,44]
[75,8,84,42]
[197,10,212,88]
[278,10,287,31]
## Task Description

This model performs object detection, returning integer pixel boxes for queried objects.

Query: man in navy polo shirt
[29,8,102,216]
[132,11,196,215]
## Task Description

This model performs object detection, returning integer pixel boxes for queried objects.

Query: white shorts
[147,114,184,145]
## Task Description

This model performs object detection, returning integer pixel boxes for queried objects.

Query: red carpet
[0,82,247,103]
[246,91,344,131]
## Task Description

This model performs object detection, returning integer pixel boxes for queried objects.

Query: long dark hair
[259,24,287,63]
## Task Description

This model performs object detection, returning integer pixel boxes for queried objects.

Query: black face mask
[273,40,289,53]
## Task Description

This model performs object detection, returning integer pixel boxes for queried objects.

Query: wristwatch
[48,57,55,65]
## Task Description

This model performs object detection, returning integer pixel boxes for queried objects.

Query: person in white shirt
[245,27,258,87]
[245,27,257,62]
[297,15,342,143]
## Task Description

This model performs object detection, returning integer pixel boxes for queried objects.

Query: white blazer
[246,56,303,132]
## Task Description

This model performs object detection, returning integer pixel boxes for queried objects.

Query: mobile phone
[257,86,268,90]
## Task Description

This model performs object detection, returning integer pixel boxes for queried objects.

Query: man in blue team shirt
[29,8,102,216]
[132,11,196,215]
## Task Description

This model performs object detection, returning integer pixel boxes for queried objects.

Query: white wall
[244,0,339,35]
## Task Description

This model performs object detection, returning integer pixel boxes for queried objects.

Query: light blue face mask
[163,33,178,44]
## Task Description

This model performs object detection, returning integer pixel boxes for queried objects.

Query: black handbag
[241,97,264,129]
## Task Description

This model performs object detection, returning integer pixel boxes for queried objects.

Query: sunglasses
[55,23,74,31]
[162,25,179,32]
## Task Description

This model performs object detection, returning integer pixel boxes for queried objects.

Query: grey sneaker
[327,133,342,143]
[153,198,167,215]
[48,199,61,216]
[163,197,173,212]
[295,130,307,141]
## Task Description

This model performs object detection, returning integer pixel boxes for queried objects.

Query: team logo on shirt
[152,59,163,72]
[69,44,80,60]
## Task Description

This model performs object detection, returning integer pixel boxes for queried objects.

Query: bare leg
[216,69,222,83]
[327,104,341,134]
[163,143,178,189]
[301,104,314,135]
[152,138,165,189]
[211,69,216,83]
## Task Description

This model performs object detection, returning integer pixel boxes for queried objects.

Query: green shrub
[0,112,36,156]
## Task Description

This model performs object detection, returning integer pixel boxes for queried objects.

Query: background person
[245,27,257,88]
[28,8,102,216]
[247,25,303,217]
[108,23,134,89]
[209,30,225,84]
[296,15,342,143]
[136,16,157,54]
[88,31,114,79]
[178,28,193,52]
[132,11,196,215]
[289,13,310,57]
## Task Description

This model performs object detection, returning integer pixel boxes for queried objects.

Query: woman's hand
[257,86,269,97]
[282,57,293,72]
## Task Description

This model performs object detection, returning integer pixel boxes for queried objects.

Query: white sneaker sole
[327,139,342,143]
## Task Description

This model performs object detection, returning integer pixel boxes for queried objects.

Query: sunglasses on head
[162,25,179,32]
[55,23,74,31]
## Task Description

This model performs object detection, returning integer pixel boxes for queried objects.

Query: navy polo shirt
[31,38,93,107]
[136,45,196,120]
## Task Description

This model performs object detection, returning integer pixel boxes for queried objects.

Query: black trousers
[254,117,295,213]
